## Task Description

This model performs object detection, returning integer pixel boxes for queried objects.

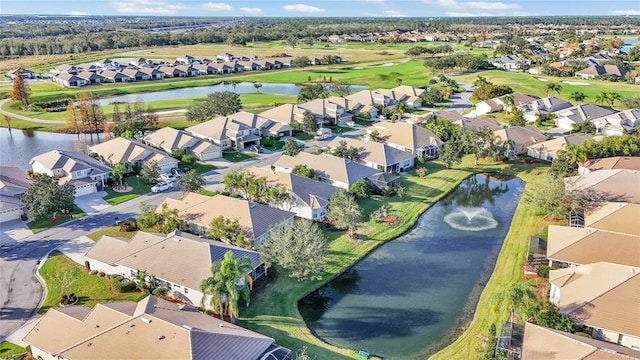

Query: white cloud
[66,11,88,16]
[108,0,187,14]
[282,4,325,13]
[239,7,262,14]
[202,2,232,11]
[424,0,520,10]
[610,9,640,15]
[384,10,407,17]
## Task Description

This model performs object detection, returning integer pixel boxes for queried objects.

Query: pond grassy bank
[240,156,548,359]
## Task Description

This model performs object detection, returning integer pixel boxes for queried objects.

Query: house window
[184,288,189,294]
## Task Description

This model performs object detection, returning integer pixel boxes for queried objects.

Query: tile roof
[89,138,178,167]
[550,262,640,337]
[566,169,640,204]
[367,121,443,150]
[0,166,31,196]
[526,134,591,154]
[247,167,336,209]
[273,153,379,185]
[327,137,415,167]
[580,156,640,172]
[555,104,617,124]
[585,202,640,236]
[494,125,547,145]
[31,150,111,175]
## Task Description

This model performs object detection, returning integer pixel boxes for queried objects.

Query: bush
[84,260,91,271]
[537,265,555,278]
[90,270,98,275]
[98,271,105,277]
[472,84,513,100]
[112,280,137,293]
[349,179,371,198]
[152,286,169,297]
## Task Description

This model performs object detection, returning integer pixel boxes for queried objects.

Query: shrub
[472,84,513,100]
[537,265,555,278]
[152,287,169,297]
[113,280,137,293]
[98,271,105,277]
[84,260,91,271]
[90,270,98,275]
[349,179,371,198]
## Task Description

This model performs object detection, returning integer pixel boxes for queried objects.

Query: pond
[0,128,103,170]
[621,38,638,53]
[299,174,524,359]
[95,82,367,106]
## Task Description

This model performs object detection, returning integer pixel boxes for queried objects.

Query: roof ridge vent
[141,317,152,324]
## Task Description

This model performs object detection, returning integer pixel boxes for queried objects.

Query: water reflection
[440,174,511,208]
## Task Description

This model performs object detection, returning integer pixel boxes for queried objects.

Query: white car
[160,173,176,182]
[151,181,174,193]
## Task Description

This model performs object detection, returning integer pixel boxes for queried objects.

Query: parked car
[160,173,176,182]
[249,145,263,153]
[151,181,174,193]
[171,168,185,177]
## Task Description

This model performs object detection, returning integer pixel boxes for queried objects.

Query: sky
[1,0,639,18]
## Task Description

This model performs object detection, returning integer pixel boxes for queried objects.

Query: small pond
[0,128,103,170]
[299,173,524,359]
[95,82,367,106]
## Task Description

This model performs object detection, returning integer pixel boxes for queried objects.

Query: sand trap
[562,80,590,86]
[353,66,364,70]
[380,63,395,67]
[536,78,548,82]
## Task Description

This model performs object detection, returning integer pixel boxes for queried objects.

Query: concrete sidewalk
[4,315,41,347]
[56,235,95,266]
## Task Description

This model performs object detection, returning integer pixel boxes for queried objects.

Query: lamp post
[136,174,140,188]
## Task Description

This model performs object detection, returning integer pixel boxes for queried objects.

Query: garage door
[74,184,96,197]
[0,208,23,223]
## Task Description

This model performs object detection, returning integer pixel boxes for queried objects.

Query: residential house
[175,65,199,77]
[549,262,640,349]
[6,67,35,79]
[99,70,133,83]
[298,98,353,125]
[246,167,337,220]
[565,169,640,204]
[346,89,396,108]
[526,134,591,161]
[226,111,292,138]
[325,96,378,120]
[273,152,379,190]
[493,126,547,156]
[89,137,178,174]
[160,193,295,249]
[192,63,219,75]
[210,63,234,74]
[390,85,426,108]
[52,64,80,75]
[30,150,111,197]
[86,230,266,307]
[141,127,222,161]
[522,322,640,360]
[517,96,573,122]
[0,167,31,223]
[53,73,87,87]
[185,115,261,151]
[138,66,165,80]
[76,71,105,84]
[365,121,443,159]
[490,55,528,71]
[120,68,152,81]
[327,137,416,173]
[578,156,640,175]
[23,295,291,360]
[475,93,539,116]
[553,104,616,130]
[591,108,640,136]
[576,64,629,80]
[260,104,306,126]
[418,110,503,131]
[158,66,187,78]
[216,52,237,62]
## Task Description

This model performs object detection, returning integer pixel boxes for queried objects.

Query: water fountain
[443,206,498,231]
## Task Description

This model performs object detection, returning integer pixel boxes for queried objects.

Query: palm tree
[594,92,607,105]
[608,92,621,108]
[200,251,253,323]
[395,78,403,87]
[473,75,489,88]
[394,101,407,121]
[565,144,588,164]
[502,94,515,117]
[490,282,540,323]
[253,82,262,92]
[230,80,238,93]
[569,91,586,104]
[544,82,562,96]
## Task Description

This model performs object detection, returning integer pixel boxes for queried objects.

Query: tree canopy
[177,169,204,193]
[326,188,362,235]
[291,164,315,179]
[186,91,241,122]
[297,84,328,103]
[283,138,303,156]
[11,70,30,108]
[22,173,75,219]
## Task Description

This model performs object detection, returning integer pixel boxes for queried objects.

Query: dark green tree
[326,189,362,235]
[177,169,204,193]
[283,138,303,156]
[291,164,315,179]
[22,173,75,219]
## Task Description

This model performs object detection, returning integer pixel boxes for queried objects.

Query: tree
[180,154,197,170]
[301,110,318,135]
[326,189,362,235]
[140,160,160,183]
[285,35,298,48]
[291,164,315,179]
[472,84,513,100]
[11,70,30,108]
[473,75,491,87]
[138,202,180,233]
[416,167,427,179]
[569,91,586,104]
[420,88,444,106]
[524,174,588,220]
[332,140,359,161]
[508,108,527,127]
[177,169,204,193]
[207,216,251,249]
[223,169,252,199]
[489,282,540,323]
[331,81,351,97]
[502,94,515,116]
[297,84,327,103]
[21,173,75,219]
[544,82,562,96]
[439,132,466,168]
[260,219,327,281]
[143,105,159,133]
[293,56,311,70]
[76,92,106,135]
[303,37,315,48]
[283,138,303,156]
[253,82,262,92]
[2,114,11,130]
[111,163,127,189]
[424,116,459,141]
[594,92,607,106]
[395,78,403,86]
[397,185,406,200]
[536,310,577,333]
[368,130,384,143]
[349,179,371,198]
[200,251,253,323]
[230,80,238,93]
[187,91,241,121]
[65,100,81,134]
[621,96,640,109]
[607,92,621,108]
[112,104,122,123]
[394,101,407,121]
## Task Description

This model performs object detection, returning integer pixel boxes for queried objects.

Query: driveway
[57,236,95,266]
[0,220,33,246]
[75,191,111,214]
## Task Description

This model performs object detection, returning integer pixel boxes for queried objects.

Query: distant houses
[0,166,31,223]
[89,137,179,174]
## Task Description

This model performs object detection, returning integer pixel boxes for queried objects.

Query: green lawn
[293,132,313,141]
[102,176,153,205]
[27,205,85,233]
[260,137,285,150]
[222,151,257,162]
[454,70,640,105]
[239,156,549,360]
[38,250,146,314]
[86,225,138,241]
[0,341,26,359]
[188,162,217,174]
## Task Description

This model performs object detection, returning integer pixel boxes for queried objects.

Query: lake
[0,128,103,170]
[299,174,525,359]
[95,82,366,106]
[621,38,638,53]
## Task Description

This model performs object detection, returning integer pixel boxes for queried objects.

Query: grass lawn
[0,341,26,358]
[239,156,550,359]
[188,162,216,174]
[222,151,257,162]
[38,250,146,314]
[293,132,313,141]
[454,70,640,104]
[325,125,353,134]
[103,176,153,205]
[260,137,285,151]
[86,225,138,241]
[27,205,85,233]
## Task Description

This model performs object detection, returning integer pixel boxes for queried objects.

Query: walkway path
[0,99,66,124]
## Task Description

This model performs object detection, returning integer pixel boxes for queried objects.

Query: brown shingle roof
[566,169,640,204]
[585,202,640,236]
[327,137,415,168]
[367,121,443,150]
[581,157,640,172]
